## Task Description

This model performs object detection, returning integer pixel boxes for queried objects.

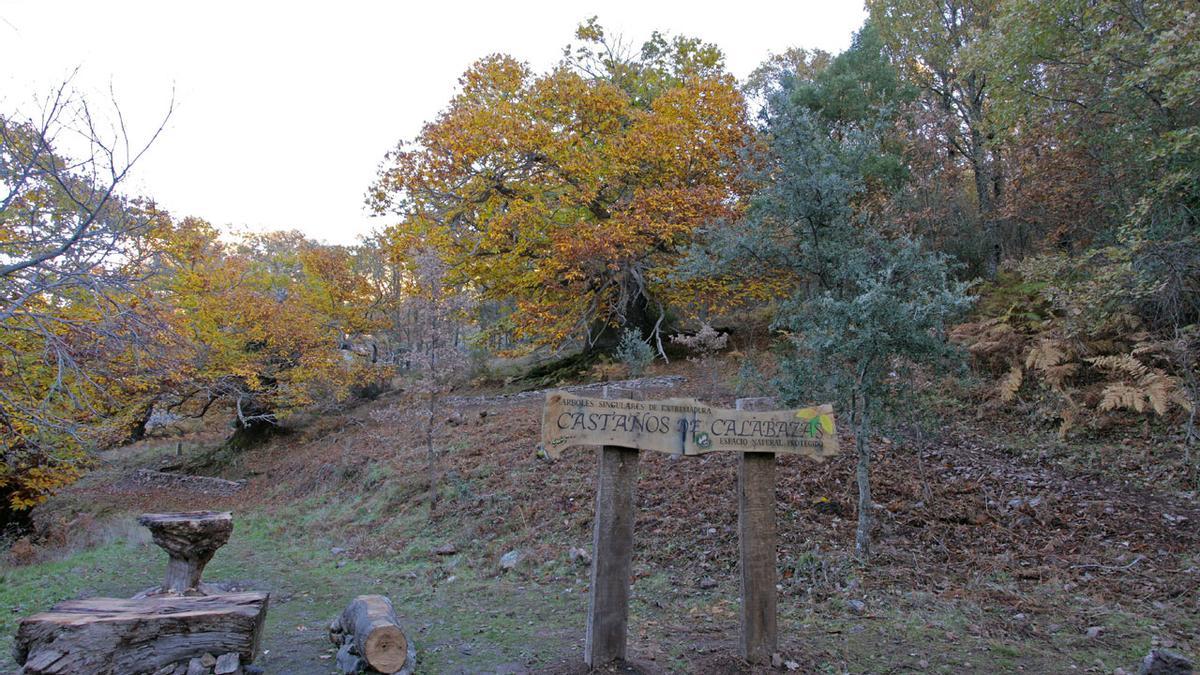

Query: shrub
[615,328,655,377]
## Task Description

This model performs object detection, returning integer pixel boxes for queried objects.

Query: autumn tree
[0,80,172,521]
[868,0,1006,275]
[157,221,380,447]
[368,21,752,353]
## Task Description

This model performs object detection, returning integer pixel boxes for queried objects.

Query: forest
[1,1,1198,672]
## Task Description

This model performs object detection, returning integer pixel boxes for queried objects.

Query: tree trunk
[426,391,438,519]
[226,416,276,451]
[854,401,872,560]
[126,400,157,444]
[589,278,658,353]
[327,595,414,675]
[14,592,269,675]
[226,391,277,450]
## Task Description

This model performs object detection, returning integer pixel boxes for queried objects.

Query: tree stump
[327,595,415,674]
[138,511,233,596]
[13,592,268,674]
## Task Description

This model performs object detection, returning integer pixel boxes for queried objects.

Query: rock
[848,599,867,614]
[187,658,207,675]
[435,543,458,555]
[567,546,591,566]
[330,547,346,555]
[500,550,523,570]
[698,577,718,590]
[200,653,217,668]
[771,653,784,668]
[785,661,800,671]
[335,641,363,674]
[1139,648,1193,675]
[214,652,240,674]
[1087,626,1104,639]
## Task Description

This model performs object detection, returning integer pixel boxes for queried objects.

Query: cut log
[14,592,268,675]
[138,511,233,595]
[328,595,414,674]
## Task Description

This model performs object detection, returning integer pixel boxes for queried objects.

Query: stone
[1087,626,1104,639]
[1139,648,1193,675]
[200,653,217,668]
[567,546,591,566]
[335,641,363,674]
[187,658,207,675]
[847,599,867,614]
[500,550,523,570]
[698,577,718,590]
[435,543,458,555]
[214,652,240,674]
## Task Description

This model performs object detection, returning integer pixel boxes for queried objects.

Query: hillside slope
[2,359,1197,673]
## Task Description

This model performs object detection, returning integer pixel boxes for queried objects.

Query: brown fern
[998,365,1023,402]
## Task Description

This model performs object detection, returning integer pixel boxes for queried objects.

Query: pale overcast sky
[1,1,866,245]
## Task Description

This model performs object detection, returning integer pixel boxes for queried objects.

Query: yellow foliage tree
[368,22,753,351]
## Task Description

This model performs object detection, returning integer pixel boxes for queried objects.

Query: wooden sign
[541,392,838,459]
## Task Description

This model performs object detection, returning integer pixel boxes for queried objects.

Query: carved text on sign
[540,393,838,459]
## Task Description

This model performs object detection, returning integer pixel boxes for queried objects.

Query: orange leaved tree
[368,21,752,352]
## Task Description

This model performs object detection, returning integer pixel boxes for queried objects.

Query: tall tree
[868,0,1005,274]
[158,223,378,448]
[689,25,972,557]
[368,21,752,352]
[0,81,172,520]
[982,0,1199,321]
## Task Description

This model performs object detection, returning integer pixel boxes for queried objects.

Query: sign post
[736,397,778,663]
[585,442,638,665]
[541,389,838,667]
[584,386,641,665]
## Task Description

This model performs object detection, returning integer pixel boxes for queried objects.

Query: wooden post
[737,397,778,663]
[585,386,641,666]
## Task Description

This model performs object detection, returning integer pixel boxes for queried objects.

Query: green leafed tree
[686,23,973,557]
